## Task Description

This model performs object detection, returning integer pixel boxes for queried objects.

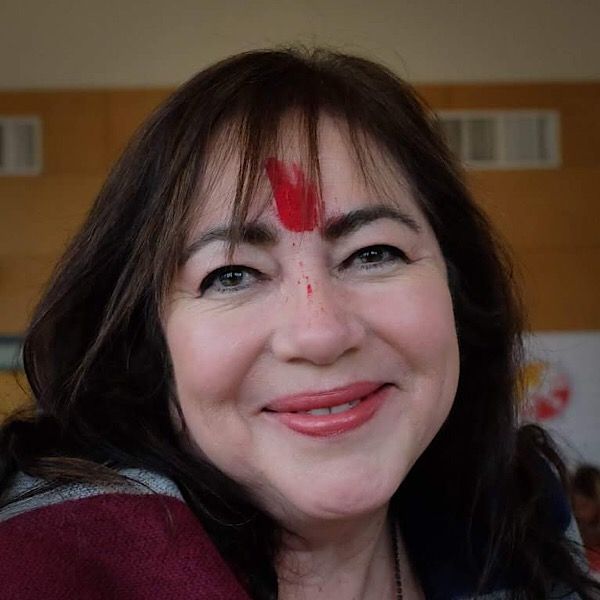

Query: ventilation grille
[0,116,43,176]
[0,336,23,370]
[437,110,560,170]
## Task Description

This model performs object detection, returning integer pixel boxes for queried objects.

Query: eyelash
[340,244,408,271]
[198,265,263,295]
[198,245,409,296]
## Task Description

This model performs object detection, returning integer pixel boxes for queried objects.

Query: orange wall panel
[468,169,600,251]
[444,83,600,169]
[0,92,110,176]
[0,371,30,418]
[106,89,171,164]
[0,176,103,255]
[519,248,600,330]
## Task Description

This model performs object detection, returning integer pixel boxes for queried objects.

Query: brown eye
[357,247,389,264]
[199,265,261,295]
[341,245,408,271]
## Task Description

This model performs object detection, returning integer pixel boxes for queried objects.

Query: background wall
[1,1,599,430]
[2,0,600,89]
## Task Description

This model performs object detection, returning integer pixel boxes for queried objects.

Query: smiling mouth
[263,383,391,437]
[297,399,361,416]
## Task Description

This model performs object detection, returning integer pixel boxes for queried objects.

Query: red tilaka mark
[265,158,320,232]
[306,283,313,297]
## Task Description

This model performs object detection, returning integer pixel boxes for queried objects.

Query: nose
[270,277,366,366]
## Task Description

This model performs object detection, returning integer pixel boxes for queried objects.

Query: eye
[199,265,263,296]
[340,244,409,272]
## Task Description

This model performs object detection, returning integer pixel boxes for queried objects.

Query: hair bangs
[187,80,412,262]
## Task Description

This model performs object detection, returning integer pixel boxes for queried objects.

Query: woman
[0,48,598,599]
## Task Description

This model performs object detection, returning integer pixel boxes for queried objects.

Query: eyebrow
[324,205,421,240]
[182,222,277,262]
[183,204,421,261]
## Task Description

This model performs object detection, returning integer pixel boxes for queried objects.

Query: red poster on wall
[522,331,600,466]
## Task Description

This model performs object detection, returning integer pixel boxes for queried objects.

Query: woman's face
[164,118,460,529]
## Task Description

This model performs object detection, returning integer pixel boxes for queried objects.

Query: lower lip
[267,385,391,437]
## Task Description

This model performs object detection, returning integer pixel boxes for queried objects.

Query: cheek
[369,275,458,365]
[364,274,460,441]
[164,307,263,475]
[165,306,261,401]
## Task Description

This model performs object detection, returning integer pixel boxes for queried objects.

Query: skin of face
[573,492,599,526]
[163,118,460,533]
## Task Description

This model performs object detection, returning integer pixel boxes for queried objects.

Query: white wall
[1,0,600,89]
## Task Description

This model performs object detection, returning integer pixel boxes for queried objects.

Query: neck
[277,507,398,600]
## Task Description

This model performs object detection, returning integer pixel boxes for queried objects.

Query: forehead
[191,115,418,234]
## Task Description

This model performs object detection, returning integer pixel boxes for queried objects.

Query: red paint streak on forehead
[265,158,321,232]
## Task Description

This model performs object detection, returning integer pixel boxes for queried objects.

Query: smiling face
[163,117,460,530]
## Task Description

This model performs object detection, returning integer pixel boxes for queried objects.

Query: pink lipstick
[264,382,390,437]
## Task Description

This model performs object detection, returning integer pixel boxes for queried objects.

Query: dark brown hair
[1,48,598,599]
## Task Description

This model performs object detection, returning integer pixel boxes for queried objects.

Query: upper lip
[264,381,385,413]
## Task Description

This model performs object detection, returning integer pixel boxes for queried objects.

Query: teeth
[307,407,330,416]
[305,399,361,416]
[330,400,359,414]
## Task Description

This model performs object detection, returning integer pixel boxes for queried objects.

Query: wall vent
[437,110,560,170]
[0,116,43,176]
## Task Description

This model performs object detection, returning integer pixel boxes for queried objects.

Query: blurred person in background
[573,465,600,573]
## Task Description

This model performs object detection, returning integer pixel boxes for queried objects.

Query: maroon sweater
[0,470,250,599]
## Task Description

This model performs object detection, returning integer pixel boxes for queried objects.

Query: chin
[292,470,402,522]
